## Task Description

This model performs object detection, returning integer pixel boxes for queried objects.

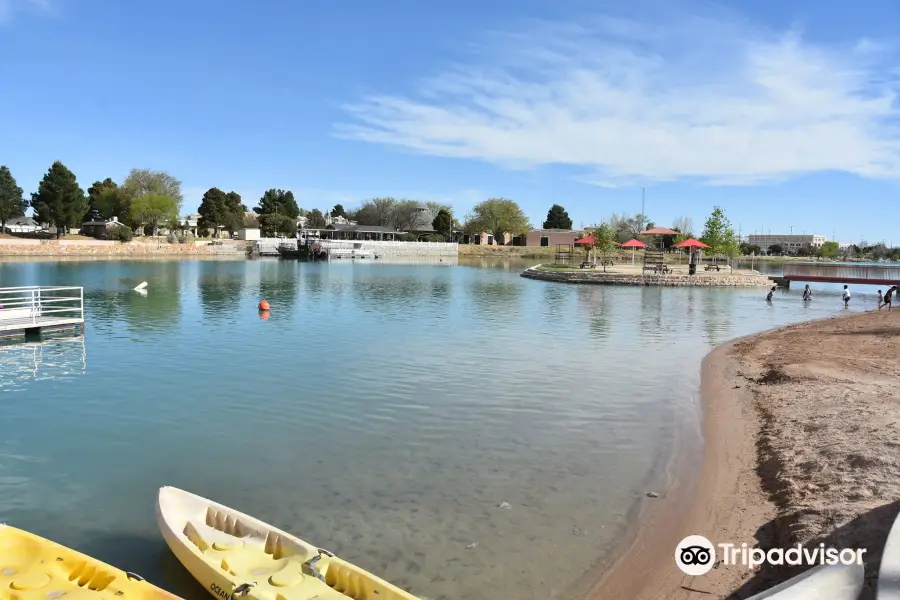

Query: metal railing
[0,286,84,325]
[783,263,900,282]
[312,240,458,256]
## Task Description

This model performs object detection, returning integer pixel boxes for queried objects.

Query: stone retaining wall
[521,266,774,287]
[0,240,250,256]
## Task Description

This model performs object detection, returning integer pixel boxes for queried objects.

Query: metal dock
[780,263,900,287]
[0,286,85,339]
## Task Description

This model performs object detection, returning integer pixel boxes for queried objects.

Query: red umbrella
[674,238,709,249]
[574,235,620,262]
[675,238,710,272]
[621,238,648,264]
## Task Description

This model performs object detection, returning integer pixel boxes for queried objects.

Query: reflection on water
[700,290,737,346]
[0,258,873,600]
[575,286,612,341]
[639,286,664,336]
[469,279,522,321]
[0,335,86,391]
[199,263,246,319]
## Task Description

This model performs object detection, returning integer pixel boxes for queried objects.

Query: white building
[747,233,828,253]
[236,228,260,241]
[325,214,355,226]
[297,213,356,230]
[3,216,40,233]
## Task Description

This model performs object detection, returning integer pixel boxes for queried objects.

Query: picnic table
[643,264,671,274]
[705,264,721,272]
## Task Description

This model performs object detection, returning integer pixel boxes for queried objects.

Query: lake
[0,257,875,600]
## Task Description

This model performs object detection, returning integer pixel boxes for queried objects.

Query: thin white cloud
[335,14,900,186]
[0,0,54,24]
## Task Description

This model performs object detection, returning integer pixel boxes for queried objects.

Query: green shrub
[104,226,133,242]
[166,232,178,244]
[178,232,196,244]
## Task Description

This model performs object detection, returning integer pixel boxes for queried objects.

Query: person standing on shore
[884,286,896,311]
[802,285,812,301]
[843,285,851,308]
[766,286,776,302]
[878,290,884,309]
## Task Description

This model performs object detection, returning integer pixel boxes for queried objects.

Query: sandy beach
[574,307,900,600]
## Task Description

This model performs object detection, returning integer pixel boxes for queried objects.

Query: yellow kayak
[154,486,420,600]
[0,524,182,600]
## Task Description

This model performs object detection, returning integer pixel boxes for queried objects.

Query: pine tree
[197,187,227,236]
[0,165,26,233]
[542,204,573,229]
[30,161,88,238]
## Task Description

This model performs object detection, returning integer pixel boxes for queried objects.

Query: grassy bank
[457,244,559,258]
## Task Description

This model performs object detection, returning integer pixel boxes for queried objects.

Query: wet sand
[573,307,900,600]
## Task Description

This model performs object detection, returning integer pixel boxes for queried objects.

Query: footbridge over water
[778,263,900,287]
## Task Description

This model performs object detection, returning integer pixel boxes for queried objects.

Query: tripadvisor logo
[675,535,867,576]
[676,535,716,576]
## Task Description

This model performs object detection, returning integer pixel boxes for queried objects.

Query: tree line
[0,161,185,239]
[0,162,791,257]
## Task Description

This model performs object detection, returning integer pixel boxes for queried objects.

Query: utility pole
[641,187,645,231]
[790,225,794,235]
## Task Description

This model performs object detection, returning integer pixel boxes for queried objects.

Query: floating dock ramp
[0,286,85,339]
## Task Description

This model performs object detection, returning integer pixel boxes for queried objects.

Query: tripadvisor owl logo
[675,535,868,575]
[675,535,716,576]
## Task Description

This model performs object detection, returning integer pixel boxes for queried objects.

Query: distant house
[182,214,201,236]
[3,216,40,234]
[515,229,580,247]
[295,214,354,231]
[182,213,226,238]
[325,214,355,226]
[312,223,402,241]
[80,216,129,238]
[459,231,513,245]
[236,228,260,241]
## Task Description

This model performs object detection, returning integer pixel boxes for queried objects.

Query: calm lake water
[0,258,875,600]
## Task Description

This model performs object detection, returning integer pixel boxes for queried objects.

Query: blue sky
[1,0,899,244]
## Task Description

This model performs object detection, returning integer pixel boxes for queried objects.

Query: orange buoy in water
[258,300,270,311]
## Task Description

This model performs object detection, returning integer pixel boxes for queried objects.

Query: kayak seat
[184,520,249,552]
[266,561,308,588]
[217,549,283,578]
[0,532,44,576]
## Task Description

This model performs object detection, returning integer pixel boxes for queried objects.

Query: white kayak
[154,486,420,600]
[745,562,864,599]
